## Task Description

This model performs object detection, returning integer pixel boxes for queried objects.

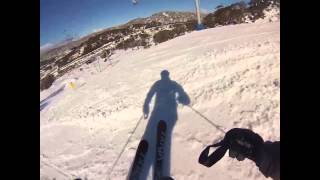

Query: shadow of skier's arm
[143,82,158,119]
[175,83,190,106]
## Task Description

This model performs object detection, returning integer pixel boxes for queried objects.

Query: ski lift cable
[106,115,144,180]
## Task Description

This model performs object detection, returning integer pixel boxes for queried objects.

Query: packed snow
[40,21,280,180]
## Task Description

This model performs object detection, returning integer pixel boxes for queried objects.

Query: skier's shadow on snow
[139,70,190,179]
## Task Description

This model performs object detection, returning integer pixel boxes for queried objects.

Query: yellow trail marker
[69,82,76,89]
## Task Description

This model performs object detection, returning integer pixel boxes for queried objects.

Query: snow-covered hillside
[40,21,280,180]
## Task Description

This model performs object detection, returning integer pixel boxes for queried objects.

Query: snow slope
[40,21,280,180]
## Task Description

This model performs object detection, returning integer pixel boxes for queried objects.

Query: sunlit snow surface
[40,20,279,180]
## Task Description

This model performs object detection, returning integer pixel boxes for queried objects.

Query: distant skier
[139,70,190,179]
[199,128,280,180]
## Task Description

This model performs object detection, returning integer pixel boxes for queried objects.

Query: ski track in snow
[40,21,279,180]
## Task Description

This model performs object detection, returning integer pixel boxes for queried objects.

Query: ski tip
[159,120,166,123]
[139,139,148,149]
[160,176,174,180]
[158,120,167,127]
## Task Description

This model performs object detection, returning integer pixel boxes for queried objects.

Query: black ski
[160,176,174,180]
[154,120,169,180]
[127,140,149,180]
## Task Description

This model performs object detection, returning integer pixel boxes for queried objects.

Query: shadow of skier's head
[160,70,170,81]
[143,70,190,122]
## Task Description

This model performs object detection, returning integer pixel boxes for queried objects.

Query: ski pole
[41,156,77,179]
[106,115,144,180]
[186,105,226,133]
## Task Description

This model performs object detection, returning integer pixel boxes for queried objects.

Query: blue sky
[40,0,246,47]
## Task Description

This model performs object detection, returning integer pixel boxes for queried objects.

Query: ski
[160,176,174,180]
[154,120,168,180]
[127,140,149,180]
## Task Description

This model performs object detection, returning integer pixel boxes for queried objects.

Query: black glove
[225,128,264,162]
[199,128,264,167]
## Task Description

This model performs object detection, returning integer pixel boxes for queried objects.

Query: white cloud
[92,28,103,33]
